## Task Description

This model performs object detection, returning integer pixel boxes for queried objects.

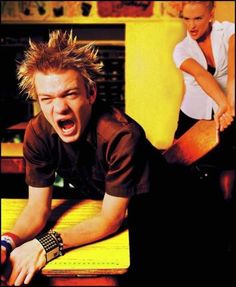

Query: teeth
[62,125,75,134]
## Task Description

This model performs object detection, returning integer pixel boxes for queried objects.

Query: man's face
[35,69,96,143]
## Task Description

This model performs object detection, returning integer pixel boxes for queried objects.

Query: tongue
[61,120,74,130]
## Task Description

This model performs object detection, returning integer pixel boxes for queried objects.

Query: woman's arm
[180,58,234,131]
[227,34,235,116]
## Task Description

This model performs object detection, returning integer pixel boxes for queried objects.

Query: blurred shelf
[1,143,23,157]
[7,122,28,130]
[1,142,25,174]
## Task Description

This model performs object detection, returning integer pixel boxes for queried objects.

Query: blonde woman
[173,1,235,201]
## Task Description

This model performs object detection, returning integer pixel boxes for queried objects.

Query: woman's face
[182,3,214,40]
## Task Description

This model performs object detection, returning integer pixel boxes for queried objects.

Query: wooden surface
[1,199,130,286]
[163,120,219,165]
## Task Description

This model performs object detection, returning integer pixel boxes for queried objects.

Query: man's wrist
[35,230,63,263]
[33,238,47,254]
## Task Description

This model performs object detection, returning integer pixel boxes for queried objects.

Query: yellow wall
[126,20,185,149]
[126,2,235,150]
[215,1,235,22]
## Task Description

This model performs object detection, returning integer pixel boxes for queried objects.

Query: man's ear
[88,86,97,104]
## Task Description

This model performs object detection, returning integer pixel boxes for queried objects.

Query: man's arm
[60,193,130,249]
[180,58,234,131]
[2,191,129,286]
[10,186,53,242]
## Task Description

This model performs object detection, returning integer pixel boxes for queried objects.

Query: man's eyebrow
[65,88,81,93]
[38,88,80,98]
[38,93,54,98]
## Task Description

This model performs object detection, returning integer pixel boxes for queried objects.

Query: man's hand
[1,239,46,286]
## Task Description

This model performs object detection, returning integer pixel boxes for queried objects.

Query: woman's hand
[227,93,235,117]
[1,239,46,286]
[214,102,234,132]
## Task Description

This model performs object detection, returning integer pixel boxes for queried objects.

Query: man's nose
[53,98,68,114]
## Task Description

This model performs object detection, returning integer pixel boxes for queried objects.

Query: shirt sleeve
[222,21,235,43]
[173,41,191,69]
[105,124,151,198]
[23,120,55,187]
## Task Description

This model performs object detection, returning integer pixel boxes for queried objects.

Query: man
[1,30,166,285]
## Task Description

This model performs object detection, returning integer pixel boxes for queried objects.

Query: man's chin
[58,133,80,143]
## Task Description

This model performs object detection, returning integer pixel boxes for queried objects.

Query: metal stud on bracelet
[48,230,63,255]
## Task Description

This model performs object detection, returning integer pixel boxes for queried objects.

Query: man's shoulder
[93,102,145,143]
[26,112,55,138]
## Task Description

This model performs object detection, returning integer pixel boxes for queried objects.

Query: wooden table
[1,199,130,286]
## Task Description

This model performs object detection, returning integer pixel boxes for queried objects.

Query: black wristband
[36,230,63,262]
[1,240,13,258]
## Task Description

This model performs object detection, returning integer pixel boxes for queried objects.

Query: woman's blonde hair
[168,1,215,17]
[17,30,103,99]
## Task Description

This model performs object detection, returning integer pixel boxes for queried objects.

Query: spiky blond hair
[17,30,103,99]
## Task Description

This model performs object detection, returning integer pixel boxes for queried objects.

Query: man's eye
[66,93,78,98]
[40,97,51,102]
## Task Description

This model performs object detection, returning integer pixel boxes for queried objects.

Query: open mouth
[58,119,76,134]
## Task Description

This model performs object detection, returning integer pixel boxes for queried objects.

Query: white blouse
[173,21,235,120]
